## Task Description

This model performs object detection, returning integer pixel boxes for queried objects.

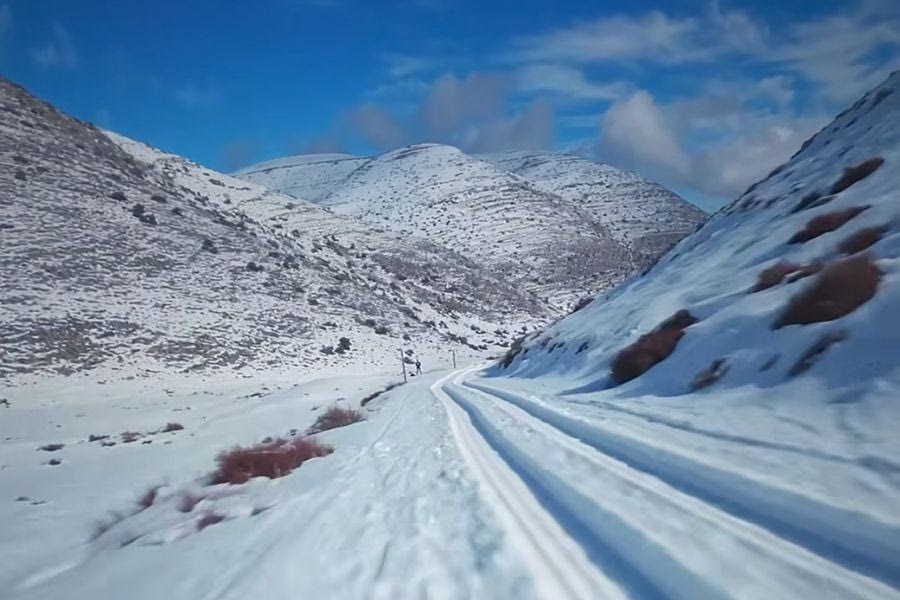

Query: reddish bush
[785,263,824,284]
[161,422,184,433]
[753,261,801,291]
[121,431,142,443]
[197,512,225,531]
[178,493,204,513]
[829,157,884,194]
[212,437,332,485]
[775,255,880,328]
[137,487,159,510]
[789,206,869,244]
[610,310,698,384]
[839,226,887,255]
[307,406,365,435]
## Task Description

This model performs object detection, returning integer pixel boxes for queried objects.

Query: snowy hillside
[0,78,549,383]
[481,151,707,262]
[237,144,705,308]
[475,72,900,597]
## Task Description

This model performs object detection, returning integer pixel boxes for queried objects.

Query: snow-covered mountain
[479,72,900,596]
[236,144,706,307]
[480,150,707,262]
[0,79,550,383]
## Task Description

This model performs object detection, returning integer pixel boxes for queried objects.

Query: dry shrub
[829,157,884,194]
[839,226,887,255]
[785,263,824,284]
[137,487,158,510]
[197,512,225,531]
[307,406,366,434]
[121,431,142,443]
[161,422,184,433]
[178,493,204,513]
[610,310,698,384]
[775,254,880,328]
[753,261,801,291]
[690,359,729,391]
[789,206,869,244]
[38,443,64,452]
[212,437,332,485]
[789,330,847,376]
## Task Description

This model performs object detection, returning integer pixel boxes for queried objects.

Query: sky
[1,0,899,210]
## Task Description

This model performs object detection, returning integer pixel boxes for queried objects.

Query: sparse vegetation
[38,443,64,452]
[753,261,801,291]
[161,422,184,433]
[610,310,698,384]
[829,157,884,194]
[775,254,880,328]
[307,406,365,434]
[839,226,887,255]
[211,437,332,485]
[789,206,869,244]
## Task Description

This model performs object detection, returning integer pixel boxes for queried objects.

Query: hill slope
[0,79,549,383]
[479,71,900,596]
[237,145,705,308]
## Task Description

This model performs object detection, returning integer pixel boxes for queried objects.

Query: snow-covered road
[435,368,900,599]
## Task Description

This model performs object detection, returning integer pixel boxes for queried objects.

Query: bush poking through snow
[690,359,729,391]
[360,382,402,406]
[38,443,64,452]
[197,512,225,531]
[211,437,332,484]
[753,261,801,291]
[775,254,880,328]
[789,330,848,376]
[839,226,887,255]
[137,487,159,511]
[610,310,698,384]
[307,406,365,435]
[788,206,870,244]
[829,157,884,194]
[161,422,184,433]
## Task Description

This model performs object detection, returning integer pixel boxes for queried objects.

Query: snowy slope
[480,151,706,262]
[0,78,549,384]
[237,144,703,308]
[475,72,900,596]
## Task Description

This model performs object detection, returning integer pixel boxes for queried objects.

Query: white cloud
[32,23,77,68]
[173,81,221,109]
[600,91,690,176]
[510,11,704,64]
[382,53,439,78]
[516,64,629,101]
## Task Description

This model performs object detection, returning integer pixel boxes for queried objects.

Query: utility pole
[400,348,407,383]
[451,349,456,369]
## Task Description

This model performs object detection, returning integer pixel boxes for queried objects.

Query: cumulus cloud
[516,64,629,101]
[32,23,77,68]
[597,88,827,198]
[600,91,690,176]
[349,104,410,151]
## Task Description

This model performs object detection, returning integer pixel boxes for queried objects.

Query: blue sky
[1,0,898,209]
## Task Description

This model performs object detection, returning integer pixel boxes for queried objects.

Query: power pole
[452,349,456,369]
[400,349,407,383]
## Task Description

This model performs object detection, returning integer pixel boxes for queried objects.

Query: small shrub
[137,487,159,510]
[88,434,109,442]
[246,261,264,272]
[212,437,332,484]
[307,406,365,434]
[610,310,698,384]
[109,191,127,201]
[161,422,184,433]
[791,191,825,213]
[753,261,801,291]
[499,335,527,368]
[360,382,402,407]
[197,512,225,531]
[38,443,64,452]
[789,330,847,376]
[829,157,884,194]
[121,431,142,443]
[201,238,217,254]
[775,254,880,328]
[838,226,887,255]
[788,206,869,244]
[690,359,729,391]
[178,493,204,513]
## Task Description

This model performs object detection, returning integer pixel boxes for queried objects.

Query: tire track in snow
[431,368,628,600]
[460,376,900,597]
